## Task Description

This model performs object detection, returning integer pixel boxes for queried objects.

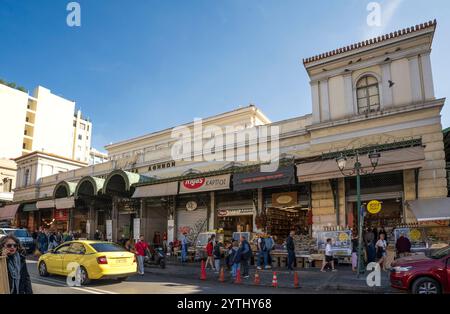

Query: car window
[430,246,450,259]
[90,243,127,253]
[68,243,86,255]
[54,243,71,254]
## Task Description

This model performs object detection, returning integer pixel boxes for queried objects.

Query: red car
[390,246,450,294]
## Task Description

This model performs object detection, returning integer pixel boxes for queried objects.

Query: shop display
[292,234,317,254]
[265,208,302,241]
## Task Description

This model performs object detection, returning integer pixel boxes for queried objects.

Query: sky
[1,0,450,151]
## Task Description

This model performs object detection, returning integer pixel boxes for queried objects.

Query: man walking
[135,235,150,275]
[286,231,296,271]
[239,235,252,279]
[181,232,189,263]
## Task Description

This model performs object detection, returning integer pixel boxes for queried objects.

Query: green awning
[22,203,38,212]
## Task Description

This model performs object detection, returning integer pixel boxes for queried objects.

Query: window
[80,123,86,130]
[24,169,30,186]
[78,134,82,140]
[73,121,77,127]
[356,75,380,114]
[68,243,86,255]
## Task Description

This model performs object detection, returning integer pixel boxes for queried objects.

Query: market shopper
[320,238,337,272]
[395,233,412,258]
[205,235,216,271]
[351,234,358,272]
[239,235,251,279]
[0,235,33,294]
[37,230,48,254]
[213,240,222,273]
[230,241,240,278]
[162,232,168,252]
[286,231,296,271]
[376,233,388,271]
[125,239,136,253]
[135,235,150,275]
[181,232,189,263]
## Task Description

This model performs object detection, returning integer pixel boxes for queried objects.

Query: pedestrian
[162,231,168,252]
[125,239,136,253]
[230,240,240,278]
[48,232,57,251]
[94,230,101,241]
[65,231,74,242]
[395,232,412,258]
[320,238,337,272]
[286,231,296,271]
[213,240,222,273]
[205,235,216,271]
[224,242,232,271]
[379,227,387,244]
[55,231,63,246]
[351,234,358,272]
[134,235,150,275]
[118,234,127,247]
[37,229,48,254]
[239,235,251,279]
[376,233,387,271]
[0,235,33,294]
[181,232,189,263]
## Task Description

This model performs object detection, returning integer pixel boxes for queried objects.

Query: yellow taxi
[38,240,137,285]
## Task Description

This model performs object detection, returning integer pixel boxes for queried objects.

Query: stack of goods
[293,234,316,254]
[265,208,300,239]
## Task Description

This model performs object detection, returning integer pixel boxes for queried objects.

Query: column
[87,204,95,240]
[139,199,147,241]
[310,81,321,123]
[381,62,394,109]
[319,79,330,121]
[408,56,423,103]
[343,73,354,116]
[208,192,216,231]
[420,52,435,101]
[111,196,118,242]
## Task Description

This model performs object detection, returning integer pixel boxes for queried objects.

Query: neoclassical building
[3,20,448,244]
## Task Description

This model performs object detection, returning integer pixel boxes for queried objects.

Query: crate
[0,256,9,294]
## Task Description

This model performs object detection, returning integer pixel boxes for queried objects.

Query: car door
[46,243,71,275]
[62,242,87,275]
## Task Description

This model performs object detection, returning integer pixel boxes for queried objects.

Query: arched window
[356,75,380,114]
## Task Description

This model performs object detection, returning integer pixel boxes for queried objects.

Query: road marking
[31,275,119,294]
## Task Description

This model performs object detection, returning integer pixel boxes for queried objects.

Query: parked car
[0,228,34,253]
[390,245,450,294]
[38,240,137,285]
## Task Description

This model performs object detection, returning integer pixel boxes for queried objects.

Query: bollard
[200,260,207,280]
[294,271,299,288]
[219,267,225,283]
[235,268,242,284]
[254,271,260,285]
[272,272,278,288]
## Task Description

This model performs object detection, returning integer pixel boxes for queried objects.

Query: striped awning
[0,204,20,220]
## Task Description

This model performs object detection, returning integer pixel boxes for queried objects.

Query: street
[27,260,365,294]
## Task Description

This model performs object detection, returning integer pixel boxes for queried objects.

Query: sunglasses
[6,244,18,248]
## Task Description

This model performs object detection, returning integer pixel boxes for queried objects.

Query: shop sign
[316,230,352,256]
[233,166,296,192]
[54,209,68,222]
[367,200,382,215]
[179,174,231,194]
[394,227,427,250]
[148,161,176,172]
[133,218,140,241]
[167,219,175,243]
[272,192,298,207]
[186,201,198,211]
[217,208,254,217]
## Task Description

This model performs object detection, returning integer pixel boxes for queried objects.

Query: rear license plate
[115,259,127,264]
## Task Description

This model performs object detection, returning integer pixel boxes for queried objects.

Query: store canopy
[55,197,75,209]
[407,198,450,222]
[36,199,55,209]
[179,174,231,194]
[132,181,178,198]
[0,204,20,220]
[233,165,296,192]
[53,181,78,199]
[22,203,38,212]
[75,176,105,197]
[297,146,425,182]
[103,170,152,195]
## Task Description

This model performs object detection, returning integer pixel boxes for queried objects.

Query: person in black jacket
[0,235,33,294]
[286,231,296,271]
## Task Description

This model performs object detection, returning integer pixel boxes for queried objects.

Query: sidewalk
[144,261,394,293]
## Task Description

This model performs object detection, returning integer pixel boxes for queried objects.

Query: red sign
[182,178,206,190]
[54,209,68,222]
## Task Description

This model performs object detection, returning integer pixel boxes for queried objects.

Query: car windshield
[430,246,450,259]
[90,243,127,253]
[12,230,30,237]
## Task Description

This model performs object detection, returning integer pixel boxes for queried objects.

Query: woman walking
[376,233,388,271]
[205,236,216,271]
[0,235,33,294]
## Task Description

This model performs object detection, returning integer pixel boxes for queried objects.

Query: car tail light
[97,256,108,264]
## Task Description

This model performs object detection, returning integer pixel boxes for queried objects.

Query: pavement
[144,260,397,294]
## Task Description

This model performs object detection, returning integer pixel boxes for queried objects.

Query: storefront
[116,198,139,240]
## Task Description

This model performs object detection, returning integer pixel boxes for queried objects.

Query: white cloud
[364,0,405,39]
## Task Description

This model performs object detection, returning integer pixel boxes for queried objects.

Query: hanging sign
[106,220,113,241]
[367,200,382,215]
[186,201,198,211]
[133,218,141,241]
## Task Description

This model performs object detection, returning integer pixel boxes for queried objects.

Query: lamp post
[336,150,380,278]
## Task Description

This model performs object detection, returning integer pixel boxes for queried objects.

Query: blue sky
[1,0,449,151]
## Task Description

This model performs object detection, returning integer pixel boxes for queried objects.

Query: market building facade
[3,20,449,248]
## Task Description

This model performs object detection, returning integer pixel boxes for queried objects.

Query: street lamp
[335,150,380,278]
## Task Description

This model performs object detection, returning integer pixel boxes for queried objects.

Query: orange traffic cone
[294,271,299,288]
[219,267,225,283]
[272,272,278,288]
[200,260,207,280]
[235,268,242,284]
[254,271,260,285]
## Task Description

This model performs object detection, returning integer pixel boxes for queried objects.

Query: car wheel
[78,266,91,286]
[38,261,49,277]
[411,277,441,295]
